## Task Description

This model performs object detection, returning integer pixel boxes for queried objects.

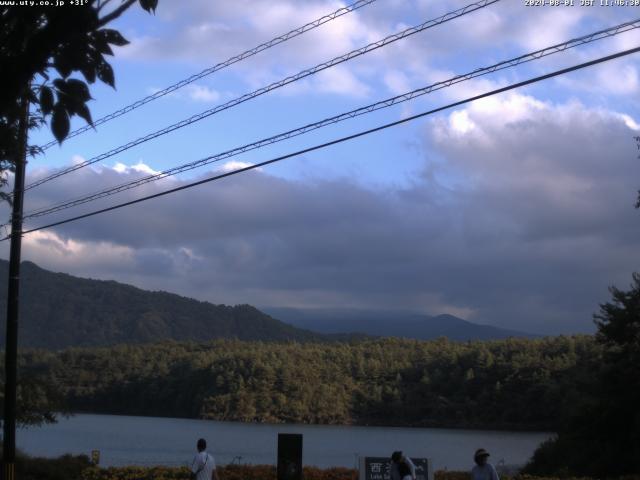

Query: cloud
[517,9,585,52]
[218,161,259,172]
[7,4,640,336]
[314,65,371,97]
[113,162,161,175]
[4,96,639,335]
[421,94,640,322]
[590,62,638,96]
[185,84,221,103]
[116,0,376,75]
[109,0,640,129]
[383,70,411,96]
[19,231,135,276]
[146,84,222,103]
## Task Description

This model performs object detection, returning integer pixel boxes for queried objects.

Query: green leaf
[80,52,97,83]
[93,36,114,56]
[75,103,93,126]
[53,54,73,78]
[139,0,158,13]
[52,78,66,91]
[40,86,54,115]
[96,60,115,88]
[100,28,129,47]
[51,105,70,143]
[65,79,92,102]
[80,64,97,84]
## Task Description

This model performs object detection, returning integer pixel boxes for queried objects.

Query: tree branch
[97,0,136,27]
[97,0,115,13]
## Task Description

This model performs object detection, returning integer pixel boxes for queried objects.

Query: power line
[38,0,379,151]
[21,18,640,221]
[23,0,500,192]
[13,45,640,240]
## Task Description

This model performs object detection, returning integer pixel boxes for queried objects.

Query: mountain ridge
[0,260,321,349]
[0,260,535,348]
[263,307,537,340]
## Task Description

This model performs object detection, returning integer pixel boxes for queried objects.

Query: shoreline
[61,410,556,434]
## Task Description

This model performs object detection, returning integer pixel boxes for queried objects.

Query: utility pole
[3,87,30,480]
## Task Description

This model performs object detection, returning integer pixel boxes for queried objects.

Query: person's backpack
[398,460,411,478]
[190,454,209,480]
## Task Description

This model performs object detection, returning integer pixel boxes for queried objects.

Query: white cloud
[113,162,161,175]
[11,96,640,334]
[596,63,639,95]
[518,10,585,51]
[384,70,411,96]
[315,65,371,97]
[619,113,640,131]
[219,161,257,172]
[21,231,135,272]
[145,84,221,102]
[113,0,640,109]
[12,2,640,335]
[428,93,639,237]
[448,110,475,135]
[185,84,221,102]
[71,155,86,166]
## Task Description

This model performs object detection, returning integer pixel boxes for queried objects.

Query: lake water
[17,414,552,471]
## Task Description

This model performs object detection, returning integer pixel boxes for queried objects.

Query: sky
[2,0,640,335]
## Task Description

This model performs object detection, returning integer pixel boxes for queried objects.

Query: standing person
[471,448,499,480]
[191,438,219,480]
[390,451,416,480]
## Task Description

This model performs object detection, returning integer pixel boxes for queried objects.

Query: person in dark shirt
[390,451,416,480]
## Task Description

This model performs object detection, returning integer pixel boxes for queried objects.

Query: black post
[277,433,303,480]
[3,88,30,480]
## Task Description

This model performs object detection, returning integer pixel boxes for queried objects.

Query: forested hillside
[0,261,320,348]
[19,335,599,430]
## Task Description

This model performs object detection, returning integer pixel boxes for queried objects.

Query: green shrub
[16,453,92,480]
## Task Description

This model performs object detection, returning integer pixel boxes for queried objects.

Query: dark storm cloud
[4,95,639,334]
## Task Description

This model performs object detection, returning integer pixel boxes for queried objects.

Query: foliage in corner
[0,0,159,426]
[0,0,158,199]
[524,273,640,477]
[0,361,68,427]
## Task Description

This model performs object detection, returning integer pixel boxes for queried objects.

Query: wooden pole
[3,87,30,480]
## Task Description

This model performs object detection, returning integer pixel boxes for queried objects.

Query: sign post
[277,433,303,480]
[359,456,433,480]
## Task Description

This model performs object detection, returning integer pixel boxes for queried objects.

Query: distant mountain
[0,260,322,349]
[263,307,537,341]
[0,260,534,349]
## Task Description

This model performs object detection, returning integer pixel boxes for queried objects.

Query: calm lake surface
[17,414,552,471]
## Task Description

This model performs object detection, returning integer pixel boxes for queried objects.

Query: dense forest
[17,335,598,431]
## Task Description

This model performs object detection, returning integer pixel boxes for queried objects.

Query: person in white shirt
[191,438,219,480]
[471,448,499,480]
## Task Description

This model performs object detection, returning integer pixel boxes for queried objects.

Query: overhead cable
[24,0,500,191]
[21,18,640,221]
[13,45,640,239]
[38,0,379,151]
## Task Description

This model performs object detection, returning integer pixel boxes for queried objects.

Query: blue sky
[3,0,640,334]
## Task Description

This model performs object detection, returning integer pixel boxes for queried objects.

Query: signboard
[359,456,433,480]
